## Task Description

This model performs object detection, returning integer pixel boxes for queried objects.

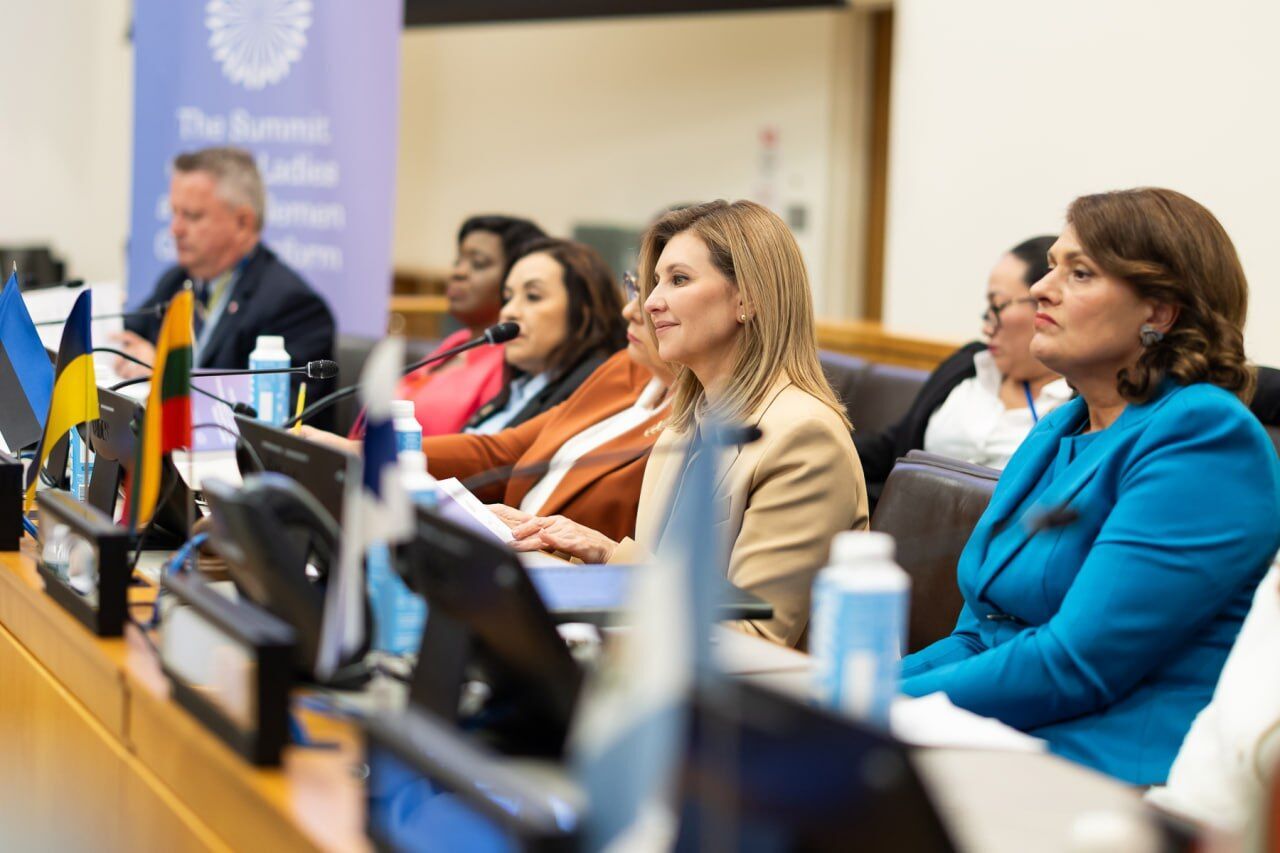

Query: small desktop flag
[316,336,413,681]
[128,290,193,529]
[0,271,55,451]
[23,290,99,509]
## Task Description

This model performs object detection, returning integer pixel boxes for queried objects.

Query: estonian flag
[23,290,99,509]
[0,271,54,451]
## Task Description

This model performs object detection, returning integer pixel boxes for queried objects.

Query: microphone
[93,347,258,418]
[35,303,166,327]
[107,360,338,392]
[459,420,761,495]
[283,322,519,429]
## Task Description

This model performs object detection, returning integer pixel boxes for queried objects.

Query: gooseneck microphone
[93,346,259,417]
[106,359,339,393]
[282,321,520,429]
[36,303,167,327]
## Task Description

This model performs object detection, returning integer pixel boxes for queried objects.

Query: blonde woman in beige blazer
[507,200,869,646]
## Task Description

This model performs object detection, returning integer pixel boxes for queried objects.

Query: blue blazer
[901,381,1280,785]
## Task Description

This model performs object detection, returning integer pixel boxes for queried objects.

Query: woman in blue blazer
[901,188,1280,786]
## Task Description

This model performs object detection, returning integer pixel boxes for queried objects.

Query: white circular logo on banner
[205,0,313,91]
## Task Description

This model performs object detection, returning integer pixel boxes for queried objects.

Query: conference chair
[870,450,999,653]
[333,336,440,434]
[335,334,377,434]
[820,351,868,427]
[854,362,930,436]
[820,351,929,436]
[1251,365,1280,456]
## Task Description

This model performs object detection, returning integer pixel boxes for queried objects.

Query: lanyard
[1023,381,1040,424]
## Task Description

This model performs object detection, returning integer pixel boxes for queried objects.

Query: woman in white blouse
[854,236,1071,500]
[1146,558,1280,842]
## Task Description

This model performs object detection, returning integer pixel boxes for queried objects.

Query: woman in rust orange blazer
[422,278,675,543]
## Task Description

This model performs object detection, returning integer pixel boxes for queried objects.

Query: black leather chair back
[871,450,999,653]
[820,351,868,428]
[1251,365,1280,457]
[820,351,928,437]
[851,362,928,436]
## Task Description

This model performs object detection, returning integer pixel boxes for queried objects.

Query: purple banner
[128,0,402,337]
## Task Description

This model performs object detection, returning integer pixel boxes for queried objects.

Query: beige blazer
[612,379,869,647]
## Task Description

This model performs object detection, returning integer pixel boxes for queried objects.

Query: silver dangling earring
[1139,323,1164,347]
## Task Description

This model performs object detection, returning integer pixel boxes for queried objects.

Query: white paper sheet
[434,477,517,543]
[890,692,1047,752]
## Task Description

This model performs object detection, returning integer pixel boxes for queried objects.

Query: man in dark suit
[114,147,335,387]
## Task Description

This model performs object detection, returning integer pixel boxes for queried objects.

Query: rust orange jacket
[421,351,663,542]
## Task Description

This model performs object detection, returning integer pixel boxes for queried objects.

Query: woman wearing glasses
[855,236,1069,501]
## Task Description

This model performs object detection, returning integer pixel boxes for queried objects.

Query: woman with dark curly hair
[900,187,1280,786]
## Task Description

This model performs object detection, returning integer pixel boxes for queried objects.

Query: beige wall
[395,9,871,317]
[883,0,1280,365]
[0,0,132,283]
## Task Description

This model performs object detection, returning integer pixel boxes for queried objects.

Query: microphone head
[484,322,520,345]
[306,359,339,380]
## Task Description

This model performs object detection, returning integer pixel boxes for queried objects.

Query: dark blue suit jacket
[127,243,335,373]
[901,380,1280,784]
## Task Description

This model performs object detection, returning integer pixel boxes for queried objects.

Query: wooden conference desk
[0,544,365,852]
[0,543,1145,852]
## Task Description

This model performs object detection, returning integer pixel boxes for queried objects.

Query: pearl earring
[1139,323,1164,347]
[739,313,747,323]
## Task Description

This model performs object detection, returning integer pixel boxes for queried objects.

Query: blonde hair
[637,200,848,434]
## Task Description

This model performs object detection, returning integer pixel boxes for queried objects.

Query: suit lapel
[708,379,792,500]
[518,364,661,515]
[198,246,263,367]
[970,387,1175,600]
[635,429,686,544]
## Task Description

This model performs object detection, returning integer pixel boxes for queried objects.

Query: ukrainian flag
[23,290,99,509]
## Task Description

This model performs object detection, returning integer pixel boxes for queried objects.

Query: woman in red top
[356,215,545,437]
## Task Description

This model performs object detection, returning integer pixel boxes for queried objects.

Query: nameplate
[35,489,130,636]
[160,570,295,766]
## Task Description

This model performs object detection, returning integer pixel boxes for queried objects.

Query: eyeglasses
[623,270,640,303]
[981,296,1038,333]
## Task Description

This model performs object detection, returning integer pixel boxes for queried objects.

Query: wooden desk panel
[0,544,367,851]
[0,549,130,739]
[0,621,223,851]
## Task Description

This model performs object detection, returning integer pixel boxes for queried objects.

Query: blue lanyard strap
[1023,381,1040,424]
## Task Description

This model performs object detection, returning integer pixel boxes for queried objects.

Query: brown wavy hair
[1067,188,1254,403]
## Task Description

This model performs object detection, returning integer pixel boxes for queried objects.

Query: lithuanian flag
[129,290,193,529]
[23,290,99,510]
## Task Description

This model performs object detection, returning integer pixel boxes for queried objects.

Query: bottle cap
[830,530,895,565]
[255,335,285,351]
[398,450,428,472]
[390,399,417,421]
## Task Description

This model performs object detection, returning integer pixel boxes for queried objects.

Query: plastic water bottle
[391,399,423,453]
[367,451,436,655]
[249,335,291,427]
[69,427,95,502]
[810,531,910,728]
[398,449,438,508]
